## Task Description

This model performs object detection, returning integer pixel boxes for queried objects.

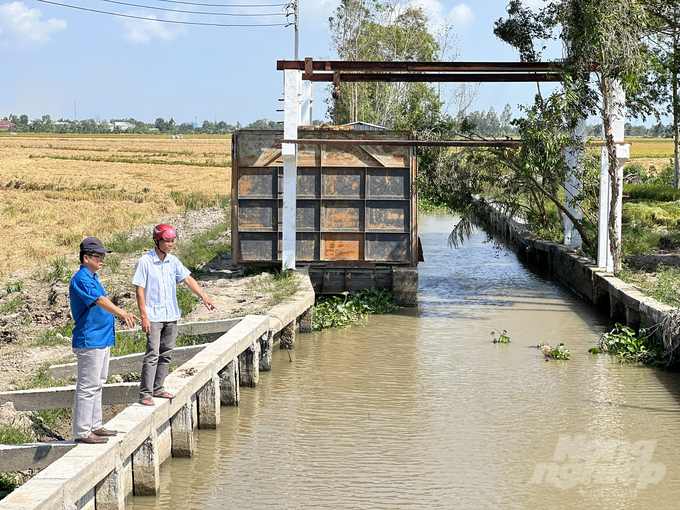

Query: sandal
[153,391,174,399]
[138,396,155,406]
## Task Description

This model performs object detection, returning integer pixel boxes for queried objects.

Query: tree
[500,104,513,135]
[495,0,652,273]
[327,0,444,129]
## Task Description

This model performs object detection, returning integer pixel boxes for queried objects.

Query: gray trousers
[73,346,110,439]
[139,321,178,398]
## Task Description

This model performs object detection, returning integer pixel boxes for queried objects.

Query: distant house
[342,121,388,131]
[111,121,135,131]
[0,121,16,130]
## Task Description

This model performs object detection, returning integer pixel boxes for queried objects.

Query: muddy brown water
[127,214,680,510]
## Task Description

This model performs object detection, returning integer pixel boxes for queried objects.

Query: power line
[156,0,287,6]
[101,0,285,16]
[36,0,289,26]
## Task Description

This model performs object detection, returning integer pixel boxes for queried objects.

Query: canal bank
[125,214,680,510]
[0,273,315,510]
[481,199,675,339]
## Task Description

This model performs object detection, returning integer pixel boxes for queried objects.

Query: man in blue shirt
[70,237,138,444]
[133,224,216,406]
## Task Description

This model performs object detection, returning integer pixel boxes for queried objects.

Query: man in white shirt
[133,224,216,406]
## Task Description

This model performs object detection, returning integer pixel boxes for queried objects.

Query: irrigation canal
[127,213,680,509]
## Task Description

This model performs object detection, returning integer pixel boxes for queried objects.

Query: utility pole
[74,101,77,121]
[294,0,299,60]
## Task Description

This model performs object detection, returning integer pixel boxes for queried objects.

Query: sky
[0,0,568,126]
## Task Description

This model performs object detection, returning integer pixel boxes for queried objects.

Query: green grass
[0,424,35,444]
[32,408,72,429]
[12,363,69,390]
[4,281,23,294]
[31,325,73,347]
[251,270,301,308]
[173,210,231,272]
[106,231,154,255]
[111,331,213,357]
[170,191,221,211]
[35,256,73,284]
[0,297,23,313]
[619,264,680,306]
[624,184,680,202]
[177,286,199,318]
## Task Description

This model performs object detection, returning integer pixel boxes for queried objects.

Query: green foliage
[619,264,680,307]
[327,0,444,129]
[418,197,453,213]
[597,323,664,365]
[623,183,680,201]
[176,285,199,318]
[313,287,399,330]
[32,408,71,429]
[111,331,147,357]
[0,297,23,313]
[4,281,23,293]
[540,342,571,360]
[624,162,650,183]
[106,232,154,255]
[13,363,68,390]
[104,254,121,273]
[0,424,34,444]
[491,329,511,343]
[652,161,675,186]
[32,328,71,347]
[170,191,219,211]
[250,269,301,308]
[36,256,72,283]
[173,219,231,273]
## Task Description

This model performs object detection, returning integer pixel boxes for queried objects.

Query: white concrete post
[283,69,301,270]
[197,374,221,429]
[301,80,313,126]
[132,428,160,496]
[598,80,629,272]
[563,119,585,249]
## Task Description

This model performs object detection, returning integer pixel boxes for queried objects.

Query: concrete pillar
[392,267,418,307]
[197,374,220,429]
[170,404,194,458]
[283,68,300,270]
[279,322,295,350]
[598,80,629,272]
[73,487,95,510]
[626,307,641,332]
[259,331,273,372]
[239,341,260,387]
[299,306,313,334]
[96,455,127,510]
[301,80,313,126]
[610,295,626,324]
[219,357,239,406]
[564,118,586,249]
[132,429,160,496]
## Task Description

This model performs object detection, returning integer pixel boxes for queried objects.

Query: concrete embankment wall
[0,272,315,510]
[483,201,674,335]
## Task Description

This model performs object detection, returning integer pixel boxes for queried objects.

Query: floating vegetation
[312,287,399,330]
[538,342,571,360]
[598,323,664,365]
[491,329,510,343]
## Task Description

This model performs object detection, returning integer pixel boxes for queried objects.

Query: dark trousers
[139,321,178,398]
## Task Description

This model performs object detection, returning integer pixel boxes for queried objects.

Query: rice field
[0,134,232,276]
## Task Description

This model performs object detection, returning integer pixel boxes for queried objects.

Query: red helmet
[153,224,177,242]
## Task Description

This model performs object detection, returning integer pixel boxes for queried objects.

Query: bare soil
[0,206,284,392]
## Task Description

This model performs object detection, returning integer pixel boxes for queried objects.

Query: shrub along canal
[127,213,680,509]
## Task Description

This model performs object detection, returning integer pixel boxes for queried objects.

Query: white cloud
[0,2,66,47]
[523,0,546,8]
[121,12,185,44]
[450,4,474,26]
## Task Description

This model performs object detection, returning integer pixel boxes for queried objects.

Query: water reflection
[128,213,680,510]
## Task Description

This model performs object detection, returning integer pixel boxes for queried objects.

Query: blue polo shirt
[132,250,191,322]
[69,266,115,348]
